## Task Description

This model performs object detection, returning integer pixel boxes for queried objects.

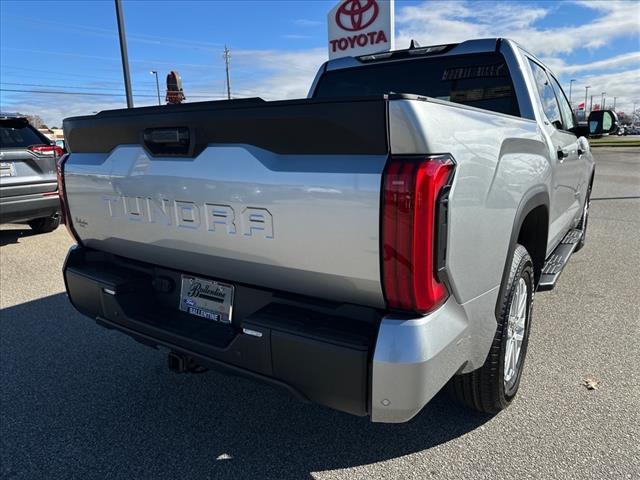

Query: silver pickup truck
[59,38,616,423]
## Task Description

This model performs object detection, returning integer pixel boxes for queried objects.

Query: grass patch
[590,141,640,147]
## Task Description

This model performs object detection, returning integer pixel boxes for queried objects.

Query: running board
[537,229,583,292]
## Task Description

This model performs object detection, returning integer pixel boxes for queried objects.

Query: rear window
[0,120,48,148]
[314,53,520,117]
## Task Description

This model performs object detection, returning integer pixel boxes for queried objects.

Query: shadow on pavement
[0,227,36,247]
[1,294,492,479]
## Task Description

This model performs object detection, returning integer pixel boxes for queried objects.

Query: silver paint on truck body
[64,144,388,307]
[370,40,593,422]
[388,98,546,305]
[371,287,499,422]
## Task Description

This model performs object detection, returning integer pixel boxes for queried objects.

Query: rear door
[0,118,58,198]
[547,73,586,219]
[527,59,578,250]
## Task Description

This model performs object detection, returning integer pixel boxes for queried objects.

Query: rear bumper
[63,246,479,422]
[371,304,469,422]
[0,192,60,224]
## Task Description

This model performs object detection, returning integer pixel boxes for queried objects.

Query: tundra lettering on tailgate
[102,195,274,238]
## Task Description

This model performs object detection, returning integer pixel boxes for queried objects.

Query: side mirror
[588,110,619,137]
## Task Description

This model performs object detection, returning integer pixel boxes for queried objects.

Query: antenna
[223,46,232,100]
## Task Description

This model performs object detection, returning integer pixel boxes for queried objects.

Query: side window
[528,59,562,129]
[548,75,576,131]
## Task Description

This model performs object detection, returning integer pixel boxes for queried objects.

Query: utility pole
[613,96,617,110]
[601,92,606,110]
[150,71,161,105]
[115,0,133,108]
[584,85,590,118]
[590,95,593,112]
[569,79,576,106]
[223,45,231,100]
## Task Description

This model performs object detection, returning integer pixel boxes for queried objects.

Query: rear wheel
[448,244,534,413]
[28,215,60,234]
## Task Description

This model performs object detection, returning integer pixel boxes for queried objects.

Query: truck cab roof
[324,38,507,71]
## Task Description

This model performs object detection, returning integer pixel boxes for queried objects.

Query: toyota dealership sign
[327,0,395,60]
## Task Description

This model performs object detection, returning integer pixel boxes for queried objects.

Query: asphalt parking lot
[1,147,639,480]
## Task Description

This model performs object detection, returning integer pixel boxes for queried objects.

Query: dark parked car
[0,114,62,233]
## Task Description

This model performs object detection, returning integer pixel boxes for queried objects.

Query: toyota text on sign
[327,0,395,60]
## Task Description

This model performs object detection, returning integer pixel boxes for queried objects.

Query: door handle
[557,149,567,161]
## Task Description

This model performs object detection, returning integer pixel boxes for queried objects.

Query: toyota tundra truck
[59,38,614,423]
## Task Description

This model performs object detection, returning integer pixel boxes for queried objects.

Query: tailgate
[63,97,389,308]
[0,150,57,197]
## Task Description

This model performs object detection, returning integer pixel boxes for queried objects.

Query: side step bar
[537,229,583,292]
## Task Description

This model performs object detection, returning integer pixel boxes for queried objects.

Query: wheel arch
[495,187,549,319]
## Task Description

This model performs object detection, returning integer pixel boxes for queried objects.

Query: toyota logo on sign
[335,0,379,32]
[327,0,394,60]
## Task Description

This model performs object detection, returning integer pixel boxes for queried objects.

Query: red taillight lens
[382,155,454,313]
[56,153,80,242]
[29,144,64,157]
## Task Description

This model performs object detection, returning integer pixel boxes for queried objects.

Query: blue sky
[1,0,638,126]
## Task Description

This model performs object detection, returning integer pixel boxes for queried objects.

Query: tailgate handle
[143,127,192,156]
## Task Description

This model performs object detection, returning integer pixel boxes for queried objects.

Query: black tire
[574,181,592,253]
[28,216,60,234]
[448,244,534,413]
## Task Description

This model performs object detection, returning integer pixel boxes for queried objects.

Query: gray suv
[0,114,61,233]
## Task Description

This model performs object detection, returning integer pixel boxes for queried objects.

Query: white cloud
[231,48,326,100]
[571,69,640,113]
[293,19,323,27]
[0,93,160,127]
[393,0,640,113]
[5,1,639,126]
[543,52,640,75]
[395,0,640,56]
[282,34,314,40]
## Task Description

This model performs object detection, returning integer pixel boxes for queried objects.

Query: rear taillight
[56,153,80,243]
[382,155,454,314]
[29,144,64,157]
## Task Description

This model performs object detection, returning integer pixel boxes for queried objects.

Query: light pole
[584,85,590,118]
[613,96,617,110]
[150,71,161,105]
[601,92,606,110]
[569,79,576,106]
[115,0,133,108]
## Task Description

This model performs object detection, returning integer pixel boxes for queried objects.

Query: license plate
[179,275,234,323]
[0,162,15,177]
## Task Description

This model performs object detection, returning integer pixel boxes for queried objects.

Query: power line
[3,14,224,51]
[1,64,123,80]
[1,81,150,92]
[0,88,157,98]
[2,47,219,69]
[0,87,239,100]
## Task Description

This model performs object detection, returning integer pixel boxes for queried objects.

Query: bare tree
[23,114,48,129]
